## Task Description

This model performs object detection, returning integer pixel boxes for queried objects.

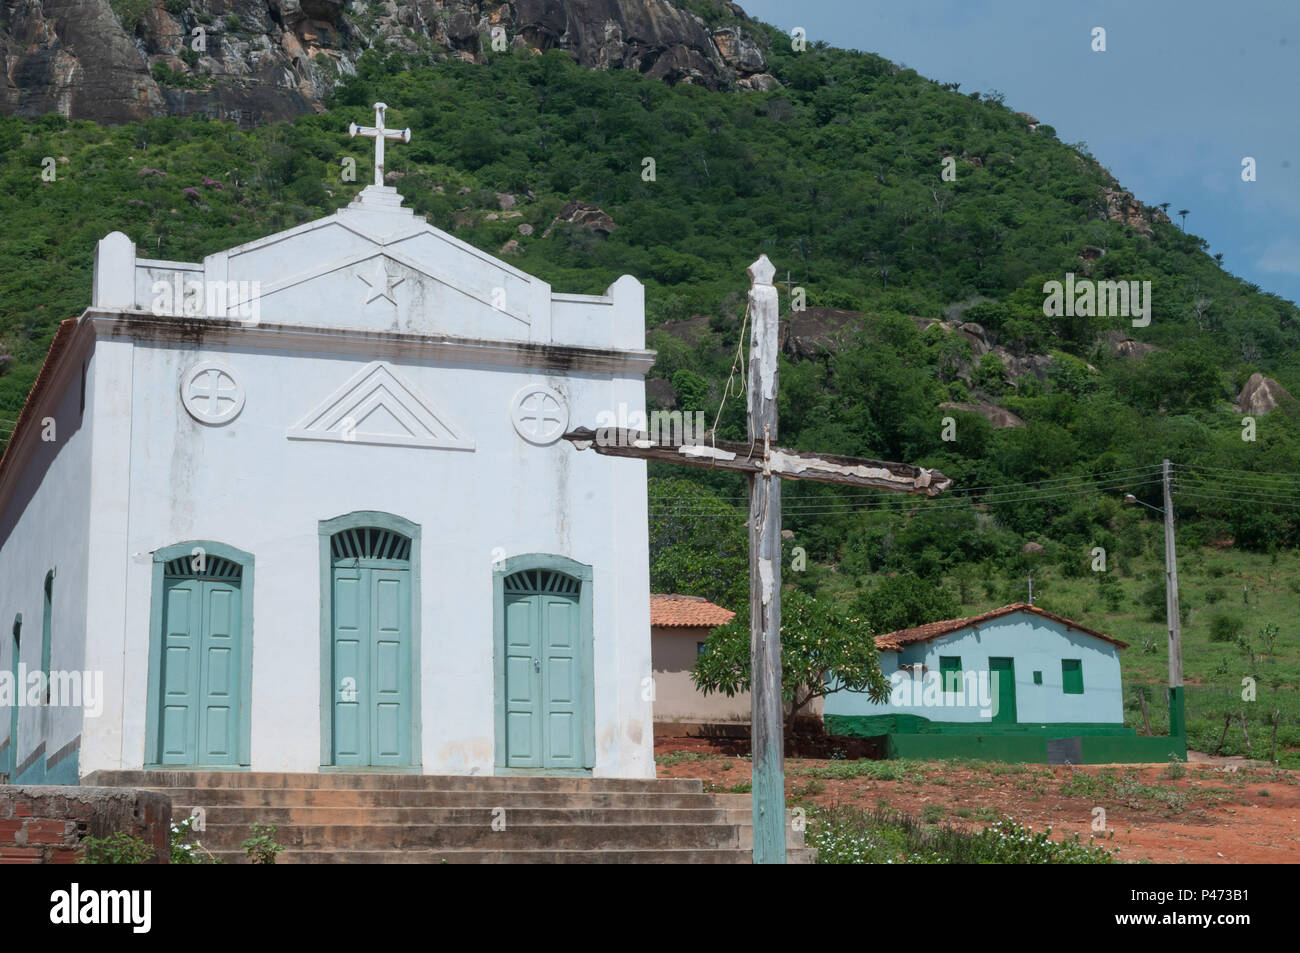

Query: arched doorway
[494,556,594,773]
[147,544,253,767]
[321,516,419,768]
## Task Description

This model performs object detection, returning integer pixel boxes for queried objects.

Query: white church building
[0,117,657,783]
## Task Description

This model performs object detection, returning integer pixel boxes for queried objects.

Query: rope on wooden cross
[708,299,750,458]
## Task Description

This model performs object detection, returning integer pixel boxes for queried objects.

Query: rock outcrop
[1235,373,1296,415]
[779,307,862,358]
[1,0,770,126]
[1096,329,1161,360]
[940,401,1025,429]
[1100,176,1169,238]
[542,200,617,237]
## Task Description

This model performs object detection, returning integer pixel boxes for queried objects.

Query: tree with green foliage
[691,589,889,726]
[647,476,748,609]
[855,573,961,634]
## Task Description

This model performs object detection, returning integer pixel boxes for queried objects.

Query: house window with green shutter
[1062,659,1084,694]
[939,656,962,693]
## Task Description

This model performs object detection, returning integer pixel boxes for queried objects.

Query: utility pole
[1027,572,1034,605]
[1163,459,1185,743]
[747,256,784,865]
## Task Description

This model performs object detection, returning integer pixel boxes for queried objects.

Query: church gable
[126,188,544,343]
[210,190,541,340]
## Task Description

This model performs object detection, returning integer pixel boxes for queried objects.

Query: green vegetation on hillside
[1,32,1298,760]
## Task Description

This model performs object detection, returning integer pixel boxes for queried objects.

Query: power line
[650,475,1164,518]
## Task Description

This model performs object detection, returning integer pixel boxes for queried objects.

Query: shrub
[1208,613,1244,644]
[170,815,221,864]
[78,831,154,864]
[242,824,285,864]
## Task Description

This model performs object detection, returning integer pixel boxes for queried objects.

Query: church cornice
[86,311,657,376]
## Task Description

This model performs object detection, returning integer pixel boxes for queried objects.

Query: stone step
[92,772,815,863]
[85,770,702,794]
[206,847,819,864]
[154,786,751,810]
[170,805,745,826]
[195,822,750,851]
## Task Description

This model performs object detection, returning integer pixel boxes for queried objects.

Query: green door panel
[330,563,410,767]
[502,580,584,769]
[504,594,541,767]
[200,583,240,763]
[542,595,580,767]
[332,567,366,764]
[989,657,1017,725]
[370,570,410,765]
[159,577,242,765]
[8,622,20,777]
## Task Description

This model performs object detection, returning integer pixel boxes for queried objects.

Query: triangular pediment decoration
[287,361,474,451]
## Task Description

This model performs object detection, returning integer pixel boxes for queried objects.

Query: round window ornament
[180,361,245,425]
[510,384,568,445]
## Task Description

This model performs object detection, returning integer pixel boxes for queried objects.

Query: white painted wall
[824,612,1126,725]
[0,331,95,783]
[1,186,657,780]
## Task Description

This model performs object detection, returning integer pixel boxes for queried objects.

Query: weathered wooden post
[746,255,784,864]
[1163,459,1185,746]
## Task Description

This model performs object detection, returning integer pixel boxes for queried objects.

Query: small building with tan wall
[650,594,748,723]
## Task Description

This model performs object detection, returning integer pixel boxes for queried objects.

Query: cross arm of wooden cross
[561,427,952,496]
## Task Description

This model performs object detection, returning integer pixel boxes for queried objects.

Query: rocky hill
[0,0,772,125]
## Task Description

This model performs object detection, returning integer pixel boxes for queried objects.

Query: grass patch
[809,805,1117,864]
[654,751,726,768]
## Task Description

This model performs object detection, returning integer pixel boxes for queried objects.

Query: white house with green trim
[0,181,658,784]
[823,604,1183,763]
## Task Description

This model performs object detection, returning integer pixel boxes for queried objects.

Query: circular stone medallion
[510,384,569,445]
[180,361,245,425]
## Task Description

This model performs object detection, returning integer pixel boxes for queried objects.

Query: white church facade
[0,138,657,782]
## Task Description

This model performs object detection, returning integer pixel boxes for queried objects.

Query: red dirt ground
[655,736,1300,863]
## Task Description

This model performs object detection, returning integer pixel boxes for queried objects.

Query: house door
[329,528,412,767]
[502,570,584,769]
[988,657,1017,726]
[157,558,244,765]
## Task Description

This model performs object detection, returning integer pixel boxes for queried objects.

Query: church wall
[105,339,654,778]
[0,335,95,784]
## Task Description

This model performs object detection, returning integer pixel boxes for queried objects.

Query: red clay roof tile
[874,603,1128,651]
[650,593,736,628]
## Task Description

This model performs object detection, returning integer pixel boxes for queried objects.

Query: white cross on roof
[349,102,412,188]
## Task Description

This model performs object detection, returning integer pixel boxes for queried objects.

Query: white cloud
[1255,239,1300,277]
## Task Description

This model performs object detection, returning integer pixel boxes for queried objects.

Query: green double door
[503,577,584,769]
[158,574,243,765]
[989,657,1018,725]
[330,562,412,767]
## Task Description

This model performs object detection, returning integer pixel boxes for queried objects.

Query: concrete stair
[85,771,815,864]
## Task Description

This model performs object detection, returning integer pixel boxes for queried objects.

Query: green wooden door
[330,528,412,767]
[6,621,18,777]
[502,570,583,769]
[988,657,1017,725]
[158,560,243,766]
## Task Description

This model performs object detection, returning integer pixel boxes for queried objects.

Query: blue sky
[739,0,1300,305]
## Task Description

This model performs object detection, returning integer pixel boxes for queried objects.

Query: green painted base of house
[824,715,1186,764]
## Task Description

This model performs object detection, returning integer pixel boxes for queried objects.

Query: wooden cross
[564,255,952,863]
[349,102,412,188]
